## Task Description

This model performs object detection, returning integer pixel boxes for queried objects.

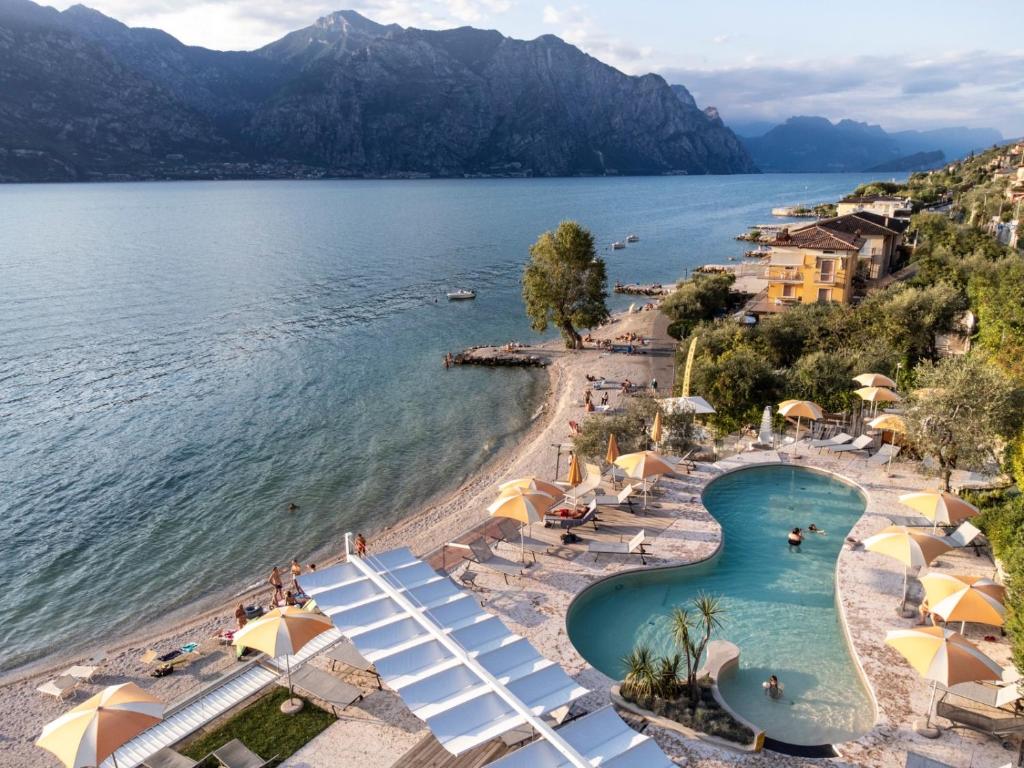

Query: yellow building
[764,226,863,309]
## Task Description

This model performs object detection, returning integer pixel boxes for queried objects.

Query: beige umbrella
[498,476,563,499]
[864,526,954,609]
[854,372,897,389]
[868,413,906,472]
[36,683,164,768]
[920,573,1006,630]
[232,606,333,713]
[605,433,620,465]
[854,386,901,417]
[885,626,1002,734]
[777,399,823,447]
[650,410,663,447]
[899,491,980,531]
[488,488,554,562]
[615,450,674,508]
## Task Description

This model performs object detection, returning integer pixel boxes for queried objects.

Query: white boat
[625,233,639,243]
[447,289,476,300]
[611,241,626,250]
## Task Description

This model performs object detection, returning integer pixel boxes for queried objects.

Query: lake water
[0,173,887,671]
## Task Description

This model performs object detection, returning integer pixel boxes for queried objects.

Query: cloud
[661,51,1024,136]
[711,34,730,44]
[542,4,560,24]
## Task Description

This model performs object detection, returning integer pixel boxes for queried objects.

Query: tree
[522,221,609,348]
[662,272,735,340]
[788,350,854,413]
[572,397,696,461]
[670,593,725,706]
[690,346,784,433]
[904,355,1023,490]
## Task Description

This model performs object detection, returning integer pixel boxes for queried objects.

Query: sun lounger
[867,444,900,465]
[289,665,364,716]
[493,518,551,562]
[544,499,600,530]
[905,752,955,768]
[826,434,874,453]
[561,464,603,504]
[326,639,382,689]
[594,483,637,513]
[211,739,277,768]
[142,747,198,768]
[458,539,524,584]
[62,664,98,682]
[663,450,697,474]
[947,521,984,553]
[809,432,853,449]
[141,643,200,667]
[37,675,78,700]
[589,530,647,564]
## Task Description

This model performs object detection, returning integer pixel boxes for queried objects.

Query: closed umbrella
[777,399,823,448]
[488,488,554,562]
[854,372,897,389]
[614,450,674,508]
[885,626,1002,735]
[920,573,1006,631]
[36,683,164,768]
[605,434,620,465]
[565,453,583,508]
[232,606,334,713]
[650,410,663,447]
[868,413,906,472]
[864,526,954,609]
[498,476,563,499]
[854,386,901,417]
[899,491,980,531]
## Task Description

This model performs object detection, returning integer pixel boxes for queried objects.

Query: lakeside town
[9,141,1024,768]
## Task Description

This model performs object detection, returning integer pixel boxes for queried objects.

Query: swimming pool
[566,465,875,746]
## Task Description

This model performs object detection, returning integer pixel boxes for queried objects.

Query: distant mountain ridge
[0,1,756,181]
[733,115,1001,173]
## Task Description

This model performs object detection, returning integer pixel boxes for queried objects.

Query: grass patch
[181,687,335,766]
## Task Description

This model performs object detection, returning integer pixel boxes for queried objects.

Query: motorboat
[625,233,639,243]
[611,241,625,250]
[447,289,476,300]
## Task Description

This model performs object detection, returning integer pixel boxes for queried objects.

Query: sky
[51,0,1024,136]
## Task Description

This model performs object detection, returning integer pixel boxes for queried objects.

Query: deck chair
[826,435,874,453]
[594,483,637,513]
[561,464,603,505]
[289,665,364,716]
[663,450,697,474]
[36,675,77,700]
[867,444,900,465]
[905,752,954,768]
[589,529,647,564]
[465,539,524,584]
[946,521,984,554]
[142,748,198,768]
[211,739,276,768]
[544,499,600,530]
[494,518,550,562]
[62,664,98,682]
[809,432,853,449]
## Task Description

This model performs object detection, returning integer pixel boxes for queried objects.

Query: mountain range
[735,116,1002,173]
[0,0,756,182]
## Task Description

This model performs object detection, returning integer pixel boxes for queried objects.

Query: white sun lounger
[867,444,901,464]
[62,664,98,682]
[589,529,647,564]
[827,435,874,453]
[947,521,983,550]
[464,539,524,584]
[37,675,78,700]
[494,518,551,562]
[809,432,853,449]
[561,464,603,504]
[544,499,600,530]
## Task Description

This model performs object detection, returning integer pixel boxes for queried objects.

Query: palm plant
[655,652,683,699]
[671,593,725,705]
[621,644,657,705]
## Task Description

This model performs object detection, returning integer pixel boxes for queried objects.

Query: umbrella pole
[887,435,895,474]
[925,680,938,728]
[112,752,119,768]
[287,653,293,701]
[521,528,526,565]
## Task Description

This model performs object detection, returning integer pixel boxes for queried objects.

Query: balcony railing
[768,269,804,284]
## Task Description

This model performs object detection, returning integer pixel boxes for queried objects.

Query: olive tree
[522,221,609,349]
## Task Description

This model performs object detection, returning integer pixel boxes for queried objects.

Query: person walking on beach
[650,377,658,394]
[269,566,283,591]
[290,559,302,580]
[234,603,248,630]
[355,533,368,558]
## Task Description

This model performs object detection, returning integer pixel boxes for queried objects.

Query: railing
[767,268,803,283]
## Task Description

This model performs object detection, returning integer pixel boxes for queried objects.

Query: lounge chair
[211,739,276,768]
[288,665,364,716]
[809,432,853,449]
[947,521,984,553]
[493,518,550,562]
[326,639,382,689]
[142,748,198,768]
[62,664,98,682]
[866,444,900,465]
[905,752,954,768]
[458,539,524,584]
[561,464,603,505]
[36,675,77,700]
[544,499,600,530]
[594,483,637,513]
[663,450,697,474]
[141,642,201,667]
[589,530,647,564]
[826,435,874,453]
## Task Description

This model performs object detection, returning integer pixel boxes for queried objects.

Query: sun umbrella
[565,453,584,507]
[614,450,674,508]
[498,476,563,499]
[885,626,1002,733]
[868,413,906,472]
[899,491,980,531]
[36,683,164,768]
[488,488,554,562]
[777,399,823,447]
[920,573,1006,630]
[864,525,954,609]
[232,606,333,712]
[854,372,897,389]
[650,410,663,447]
[605,433,620,465]
[855,386,902,417]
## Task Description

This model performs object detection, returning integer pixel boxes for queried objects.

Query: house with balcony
[760,226,863,312]
[811,211,909,280]
[836,194,912,218]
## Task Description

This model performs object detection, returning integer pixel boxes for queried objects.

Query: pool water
[566,465,875,746]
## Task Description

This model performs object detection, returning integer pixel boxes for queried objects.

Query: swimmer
[287,502,299,512]
[787,527,803,551]
[763,675,783,699]
[808,523,826,535]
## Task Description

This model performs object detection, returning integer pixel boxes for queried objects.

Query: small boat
[447,289,476,300]
[611,241,626,250]
[625,233,639,243]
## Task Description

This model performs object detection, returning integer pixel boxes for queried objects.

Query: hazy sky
[52,0,1024,136]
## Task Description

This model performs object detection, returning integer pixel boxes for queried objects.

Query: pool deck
[285,448,1016,768]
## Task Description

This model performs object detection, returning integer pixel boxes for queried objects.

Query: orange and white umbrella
[855,386,901,417]
[233,606,333,705]
[854,372,897,389]
[650,410,663,446]
[899,491,979,530]
[885,626,1002,730]
[615,450,674,508]
[566,453,583,487]
[868,413,906,471]
[864,526,954,608]
[36,683,164,768]
[920,573,1006,629]
[488,488,554,525]
[777,400,822,446]
[605,433,620,465]
[498,476,563,500]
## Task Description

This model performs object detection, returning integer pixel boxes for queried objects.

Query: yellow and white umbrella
[36,683,164,768]
[777,399,823,447]
[868,413,906,472]
[885,626,1002,731]
[489,488,554,562]
[920,573,1006,630]
[854,372,897,389]
[615,450,674,508]
[233,606,333,710]
[498,476,563,500]
[566,453,583,487]
[855,386,901,417]
[864,525,954,607]
[605,433,620,465]
[899,491,979,531]
[650,411,663,447]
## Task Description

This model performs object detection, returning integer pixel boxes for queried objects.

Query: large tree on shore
[522,221,609,349]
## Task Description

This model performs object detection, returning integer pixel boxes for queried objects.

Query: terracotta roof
[769,226,864,251]
[807,212,908,238]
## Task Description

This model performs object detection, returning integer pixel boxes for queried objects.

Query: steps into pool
[763,737,840,758]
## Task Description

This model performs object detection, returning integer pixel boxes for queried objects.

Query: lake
[0,173,889,671]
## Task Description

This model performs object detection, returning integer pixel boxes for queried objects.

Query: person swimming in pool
[763,675,783,699]
[808,523,826,535]
[787,527,803,550]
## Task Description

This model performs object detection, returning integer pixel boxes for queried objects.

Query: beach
[0,304,671,768]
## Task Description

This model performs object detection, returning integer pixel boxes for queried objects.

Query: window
[817,288,831,302]
[782,284,795,298]
[817,258,835,283]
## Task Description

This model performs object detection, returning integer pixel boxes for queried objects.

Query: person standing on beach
[355,533,368,558]
[234,603,248,630]
[290,559,302,581]
[269,566,283,591]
